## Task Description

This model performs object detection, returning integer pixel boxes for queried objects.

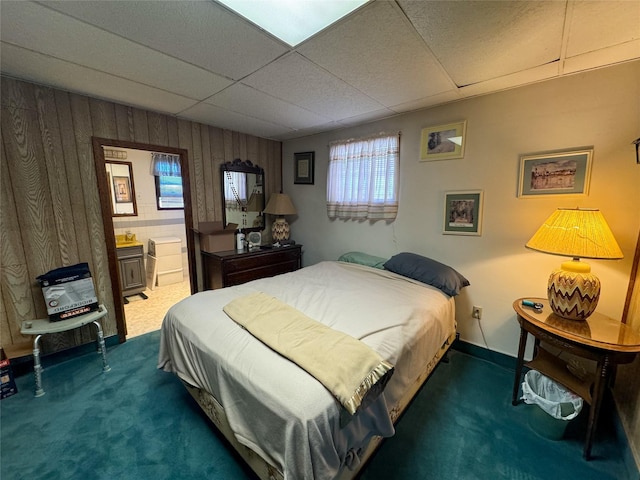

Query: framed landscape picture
[420,120,467,161]
[443,190,483,236]
[518,148,593,198]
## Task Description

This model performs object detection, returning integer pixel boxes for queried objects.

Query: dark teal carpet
[1,331,636,480]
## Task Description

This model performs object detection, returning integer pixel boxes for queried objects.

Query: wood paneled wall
[616,230,640,469]
[0,77,282,353]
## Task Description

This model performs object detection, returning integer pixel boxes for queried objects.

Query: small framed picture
[113,176,132,203]
[518,148,593,197]
[294,151,314,185]
[420,120,467,161]
[443,190,483,236]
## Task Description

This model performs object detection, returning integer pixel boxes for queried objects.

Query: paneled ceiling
[1,1,638,141]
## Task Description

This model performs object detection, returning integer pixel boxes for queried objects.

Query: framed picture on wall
[443,190,483,236]
[294,151,315,185]
[420,120,467,161]
[518,148,593,197]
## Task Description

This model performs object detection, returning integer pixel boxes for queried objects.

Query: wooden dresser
[202,245,302,290]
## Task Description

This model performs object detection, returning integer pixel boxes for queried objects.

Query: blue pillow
[383,252,470,296]
[338,251,388,269]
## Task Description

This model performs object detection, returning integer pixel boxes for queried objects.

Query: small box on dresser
[197,222,238,253]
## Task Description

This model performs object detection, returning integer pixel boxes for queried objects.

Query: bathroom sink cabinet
[116,244,147,301]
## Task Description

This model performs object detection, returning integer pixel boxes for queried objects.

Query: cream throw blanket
[223,292,394,415]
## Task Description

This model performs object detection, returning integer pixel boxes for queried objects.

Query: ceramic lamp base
[547,260,600,321]
[271,217,290,242]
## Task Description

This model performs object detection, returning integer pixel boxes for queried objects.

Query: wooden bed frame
[183,329,458,480]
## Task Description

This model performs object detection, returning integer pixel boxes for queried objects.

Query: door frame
[92,137,196,342]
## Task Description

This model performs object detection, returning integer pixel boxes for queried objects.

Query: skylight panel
[218,0,368,47]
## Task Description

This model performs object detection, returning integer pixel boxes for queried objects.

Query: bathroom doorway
[92,138,196,342]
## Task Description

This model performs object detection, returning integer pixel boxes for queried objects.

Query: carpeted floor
[1,331,636,480]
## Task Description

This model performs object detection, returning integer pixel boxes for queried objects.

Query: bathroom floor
[124,276,192,338]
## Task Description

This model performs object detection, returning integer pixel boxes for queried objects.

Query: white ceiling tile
[1,0,637,141]
[178,102,294,140]
[458,62,559,99]
[205,83,331,129]
[401,0,565,87]
[390,89,463,114]
[0,43,198,114]
[42,0,289,80]
[563,41,640,75]
[566,1,640,57]
[299,1,454,105]
[336,108,398,127]
[2,1,233,100]
[277,122,345,141]
[242,53,384,119]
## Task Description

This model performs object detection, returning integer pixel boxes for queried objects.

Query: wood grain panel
[147,112,168,146]
[114,104,135,141]
[57,92,99,347]
[69,94,116,338]
[132,107,149,144]
[622,229,639,328]
[223,129,233,162]
[54,90,94,273]
[1,76,282,353]
[0,284,11,346]
[232,131,242,159]
[167,116,179,148]
[246,135,258,166]
[89,98,118,139]
[191,122,207,220]
[177,119,198,226]
[1,82,60,320]
[35,86,79,267]
[0,136,36,344]
[200,124,215,220]
[209,127,225,221]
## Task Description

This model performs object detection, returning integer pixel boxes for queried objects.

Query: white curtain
[327,133,399,220]
[151,153,181,176]
[224,171,247,210]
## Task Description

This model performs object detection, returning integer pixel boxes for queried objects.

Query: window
[327,132,399,220]
[155,175,184,210]
[152,153,184,210]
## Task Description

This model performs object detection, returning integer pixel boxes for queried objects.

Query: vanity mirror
[105,160,138,216]
[221,159,265,232]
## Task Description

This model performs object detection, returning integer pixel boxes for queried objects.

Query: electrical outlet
[472,306,483,320]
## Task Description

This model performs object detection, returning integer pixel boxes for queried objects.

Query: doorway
[92,138,196,342]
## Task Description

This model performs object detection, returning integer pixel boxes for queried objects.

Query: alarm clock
[247,231,262,248]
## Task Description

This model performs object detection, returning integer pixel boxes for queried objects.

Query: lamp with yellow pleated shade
[263,193,297,242]
[526,208,623,321]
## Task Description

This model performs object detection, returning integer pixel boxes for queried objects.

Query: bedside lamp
[263,193,297,242]
[526,208,623,321]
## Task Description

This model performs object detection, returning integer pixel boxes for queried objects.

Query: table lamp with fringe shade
[525,208,623,321]
[263,193,297,242]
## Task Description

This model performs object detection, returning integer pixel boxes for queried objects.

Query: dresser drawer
[202,245,303,290]
[224,248,300,273]
[225,258,301,286]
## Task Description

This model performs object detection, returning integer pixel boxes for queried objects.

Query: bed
[158,253,467,480]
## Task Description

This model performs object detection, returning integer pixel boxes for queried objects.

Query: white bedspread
[158,261,456,480]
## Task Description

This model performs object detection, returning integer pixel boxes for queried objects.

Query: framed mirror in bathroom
[105,160,138,216]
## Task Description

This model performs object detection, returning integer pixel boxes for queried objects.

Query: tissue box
[37,263,99,321]
[197,222,238,253]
